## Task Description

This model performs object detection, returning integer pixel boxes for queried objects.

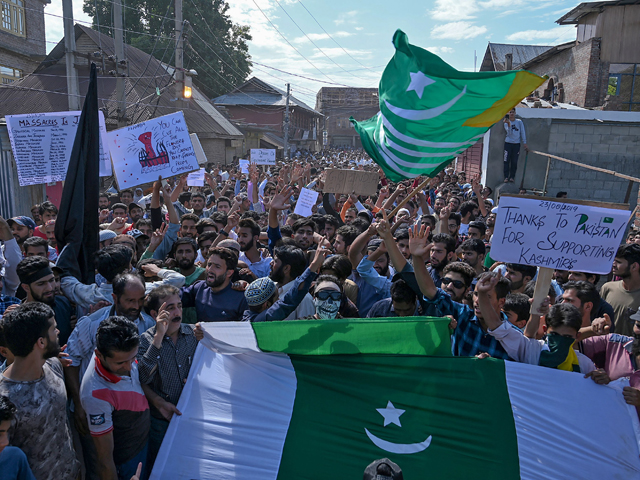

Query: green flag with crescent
[351,29,546,182]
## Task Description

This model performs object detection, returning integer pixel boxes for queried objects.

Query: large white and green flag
[151,319,640,479]
[352,30,546,181]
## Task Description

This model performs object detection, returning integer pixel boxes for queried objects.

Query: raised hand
[270,185,294,211]
[376,210,392,239]
[476,270,501,294]
[408,224,431,258]
[227,212,240,230]
[591,314,612,336]
[149,223,167,251]
[310,241,329,272]
[439,205,451,220]
[154,302,170,338]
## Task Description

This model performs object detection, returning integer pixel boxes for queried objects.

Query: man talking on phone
[503,109,528,184]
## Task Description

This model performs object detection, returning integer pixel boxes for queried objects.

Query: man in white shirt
[503,109,528,183]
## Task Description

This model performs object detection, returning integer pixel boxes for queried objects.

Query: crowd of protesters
[0,146,639,480]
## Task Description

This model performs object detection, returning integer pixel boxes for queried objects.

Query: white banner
[251,148,276,165]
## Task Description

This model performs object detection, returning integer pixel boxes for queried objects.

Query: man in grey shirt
[503,108,528,183]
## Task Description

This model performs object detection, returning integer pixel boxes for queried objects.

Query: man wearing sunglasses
[440,262,476,303]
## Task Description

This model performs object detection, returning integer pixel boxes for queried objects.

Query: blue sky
[44,0,583,106]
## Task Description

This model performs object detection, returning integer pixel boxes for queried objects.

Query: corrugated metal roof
[0,24,242,139]
[557,0,640,24]
[486,43,554,71]
[213,77,322,116]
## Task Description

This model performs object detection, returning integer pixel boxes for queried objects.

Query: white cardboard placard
[187,168,205,186]
[250,148,276,165]
[293,187,319,218]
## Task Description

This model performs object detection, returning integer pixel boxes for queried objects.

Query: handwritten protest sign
[251,149,275,166]
[109,112,199,189]
[324,169,379,197]
[239,159,249,174]
[187,168,205,186]
[294,187,319,217]
[190,133,208,165]
[492,195,631,274]
[6,111,111,186]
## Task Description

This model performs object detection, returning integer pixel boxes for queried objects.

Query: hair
[136,258,164,271]
[616,244,640,270]
[119,189,133,198]
[128,203,143,213]
[111,202,128,213]
[562,280,601,312]
[38,201,58,216]
[443,261,477,288]
[468,220,487,236]
[22,237,49,256]
[95,316,140,357]
[180,213,200,225]
[503,293,531,322]
[191,192,205,202]
[274,245,307,279]
[178,192,192,204]
[280,225,293,237]
[16,256,51,285]
[292,218,316,234]
[241,210,261,222]
[321,255,353,281]
[459,201,476,218]
[146,284,180,313]
[99,192,110,201]
[216,196,231,207]
[545,303,582,333]
[323,215,340,228]
[570,271,600,284]
[523,280,557,301]
[1,302,55,357]
[335,225,359,247]
[0,395,17,423]
[506,263,538,281]
[208,246,238,271]
[390,279,416,304]
[311,274,343,296]
[238,218,261,237]
[112,272,145,298]
[311,214,325,231]
[477,271,511,299]
[351,218,371,234]
[448,212,461,226]
[556,191,568,198]
[134,218,152,230]
[394,228,409,241]
[197,231,218,249]
[94,244,133,282]
[171,237,198,257]
[210,212,228,227]
[460,238,486,255]
[431,233,456,253]
[483,186,493,196]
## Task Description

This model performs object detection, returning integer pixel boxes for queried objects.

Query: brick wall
[584,38,609,107]
[0,0,47,75]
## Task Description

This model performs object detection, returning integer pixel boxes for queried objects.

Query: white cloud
[426,46,454,55]
[430,0,478,21]
[310,47,371,60]
[355,26,364,31]
[478,0,513,7]
[505,26,574,42]
[431,22,488,40]
[293,31,353,44]
[334,10,358,25]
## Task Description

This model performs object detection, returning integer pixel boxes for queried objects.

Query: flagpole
[388,176,432,218]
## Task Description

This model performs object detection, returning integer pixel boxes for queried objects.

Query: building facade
[315,87,379,148]
[0,0,48,83]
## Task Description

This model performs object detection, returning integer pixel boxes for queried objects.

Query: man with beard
[270,245,315,320]
[408,225,515,358]
[580,307,640,415]
[559,281,601,329]
[64,273,154,478]
[504,263,537,295]
[16,257,74,346]
[138,285,200,471]
[600,244,640,337]
[237,218,272,278]
[180,246,248,322]
[440,262,476,303]
[292,218,317,253]
[128,203,145,224]
[458,201,477,236]
[428,233,457,288]
[460,239,486,277]
[172,238,205,325]
[80,317,150,480]
[7,217,35,254]
[0,303,80,480]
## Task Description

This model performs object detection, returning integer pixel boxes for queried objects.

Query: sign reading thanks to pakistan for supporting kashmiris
[492,195,632,274]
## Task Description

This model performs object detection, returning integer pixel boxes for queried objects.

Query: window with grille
[0,0,25,36]
[0,65,21,83]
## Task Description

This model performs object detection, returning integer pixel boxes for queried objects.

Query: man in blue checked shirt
[408,224,516,360]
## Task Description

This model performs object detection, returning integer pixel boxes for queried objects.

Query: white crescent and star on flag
[365,401,433,455]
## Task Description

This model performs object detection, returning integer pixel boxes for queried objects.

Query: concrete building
[213,77,322,154]
[479,43,553,72]
[0,0,48,83]
[315,87,378,147]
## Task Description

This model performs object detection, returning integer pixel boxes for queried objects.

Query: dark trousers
[503,142,521,179]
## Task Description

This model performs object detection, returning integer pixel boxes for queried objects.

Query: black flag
[54,63,100,285]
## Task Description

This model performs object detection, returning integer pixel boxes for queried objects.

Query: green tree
[83,0,252,98]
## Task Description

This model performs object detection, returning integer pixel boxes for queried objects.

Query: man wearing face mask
[243,246,327,322]
[307,275,344,320]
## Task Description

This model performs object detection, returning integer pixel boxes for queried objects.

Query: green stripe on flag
[251,317,452,356]
[276,356,520,480]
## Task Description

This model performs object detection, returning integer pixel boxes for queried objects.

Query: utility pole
[113,0,127,127]
[62,0,80,111]
[283,83,290,159]
[175,0,184,110]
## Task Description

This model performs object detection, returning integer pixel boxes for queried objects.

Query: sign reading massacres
[492,195,631,274]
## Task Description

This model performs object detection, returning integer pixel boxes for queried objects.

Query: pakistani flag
[352,30,546,181]
[151,319,640,480]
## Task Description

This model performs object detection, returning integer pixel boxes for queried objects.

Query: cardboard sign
[190,133,208,165]
[251,148,276,165]
[109,112,200,189]
[323,169,379,197]
[294,187,319,217]
[187,168,205,186]
[492,195,631,274]
[239,159,249,174]
[6,110,111,186]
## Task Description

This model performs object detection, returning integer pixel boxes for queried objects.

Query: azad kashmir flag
[151,319,640,480]
[352,30,545,181]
